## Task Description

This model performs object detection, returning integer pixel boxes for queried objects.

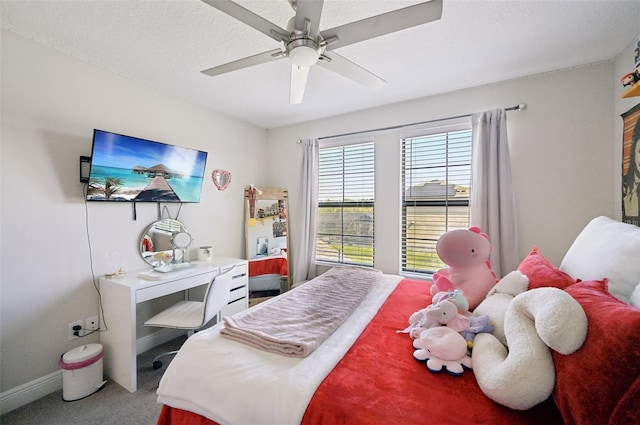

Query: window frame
[400,121,472,277]
[316,137,376,268]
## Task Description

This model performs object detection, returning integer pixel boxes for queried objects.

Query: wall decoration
[212,169,232,191]
[622,103,640,227]
[273,220,287,238]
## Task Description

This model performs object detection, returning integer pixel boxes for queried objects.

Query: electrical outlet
[85,316,99,332]
[68,320,83,340]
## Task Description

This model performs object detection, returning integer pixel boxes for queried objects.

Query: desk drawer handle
[227,297,245,306]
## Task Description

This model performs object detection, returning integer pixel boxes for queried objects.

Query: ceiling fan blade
[321,0,443,51]
[290,64,311,104]
[201,0,289,42]
[317,51,386,88]
[202,49,285,76]
[294,0,324,34]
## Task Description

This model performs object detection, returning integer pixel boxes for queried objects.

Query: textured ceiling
[2,0,640,129]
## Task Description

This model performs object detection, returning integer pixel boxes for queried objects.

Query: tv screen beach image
[86,130,208,203]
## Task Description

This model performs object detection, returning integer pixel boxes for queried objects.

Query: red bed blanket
[157,279,562,425]
[248,257,288,277]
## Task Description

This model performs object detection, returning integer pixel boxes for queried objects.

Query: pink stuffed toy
[413,327,472,376]
[430,227,497,311]
[400,299,471,339]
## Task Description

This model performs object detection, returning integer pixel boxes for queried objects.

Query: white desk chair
[143,265,235,370]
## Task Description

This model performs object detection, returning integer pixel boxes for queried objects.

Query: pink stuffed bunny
[400,299,471,339]
[431,227,498,310]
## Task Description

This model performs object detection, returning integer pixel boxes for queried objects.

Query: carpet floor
[1,336,187,425]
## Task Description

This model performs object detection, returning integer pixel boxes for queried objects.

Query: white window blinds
[316,141,375,266]
[402,128,472,274]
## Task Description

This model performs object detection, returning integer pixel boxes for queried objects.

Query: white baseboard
[0,370,62,415]
[135,328,185,355]
[0,329,184,415]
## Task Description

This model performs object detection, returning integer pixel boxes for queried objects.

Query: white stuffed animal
[472,270,529,346]
[471,271,588,410]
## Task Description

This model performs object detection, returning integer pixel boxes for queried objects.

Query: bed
[155,216,640,425]
[248,255,288,292]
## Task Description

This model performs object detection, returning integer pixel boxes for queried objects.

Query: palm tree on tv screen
[89,176,123,200]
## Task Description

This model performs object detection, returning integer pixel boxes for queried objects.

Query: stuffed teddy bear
[430,227,498,310]
[413,326,472,376]
[399,299,471,339]
[470,271,588,410]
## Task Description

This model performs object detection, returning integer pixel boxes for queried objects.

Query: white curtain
[470,109,518,278]
[292,138,319,284]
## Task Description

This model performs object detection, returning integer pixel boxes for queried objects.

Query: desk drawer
[136,271,215,303]
[222,262,248,277]
[222,297,246,317]
[218,260,248,318]
[228,284,247,303]
[226,262,248,303]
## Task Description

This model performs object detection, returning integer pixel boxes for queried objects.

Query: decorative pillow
[552,279,640,425]
[559,216,640,303]
[517,247,576,290]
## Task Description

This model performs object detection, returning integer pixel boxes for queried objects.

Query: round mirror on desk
[140,219,192,268]
[171,230,192,250]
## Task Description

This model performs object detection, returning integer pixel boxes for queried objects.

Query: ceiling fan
[200,0,443,104]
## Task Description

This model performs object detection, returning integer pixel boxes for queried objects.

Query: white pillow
[559,216,640,304]
[630,283,640,308]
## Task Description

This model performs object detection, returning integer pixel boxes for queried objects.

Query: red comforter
[248,257,288,277]
[157,279,562,425]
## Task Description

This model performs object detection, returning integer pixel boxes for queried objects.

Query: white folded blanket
[221,266,381,357]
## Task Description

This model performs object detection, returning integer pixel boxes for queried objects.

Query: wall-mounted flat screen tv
[86,129,208,203]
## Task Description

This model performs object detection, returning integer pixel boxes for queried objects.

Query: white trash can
[59,343,107,401]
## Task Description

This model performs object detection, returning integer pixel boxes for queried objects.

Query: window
[316,141,375,266]
[402,127,472,275]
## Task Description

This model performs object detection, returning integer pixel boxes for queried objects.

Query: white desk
[99,257,248,392]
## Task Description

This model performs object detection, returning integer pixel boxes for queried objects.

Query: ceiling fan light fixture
[290,46,319,67]
[287,39,320,67]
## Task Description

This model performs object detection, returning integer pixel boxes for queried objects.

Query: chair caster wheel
[152,360,163,370]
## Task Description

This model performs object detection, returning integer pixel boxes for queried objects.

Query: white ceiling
[2,0,639,129]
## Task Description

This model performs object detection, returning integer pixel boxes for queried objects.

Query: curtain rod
[298,103,527,143]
